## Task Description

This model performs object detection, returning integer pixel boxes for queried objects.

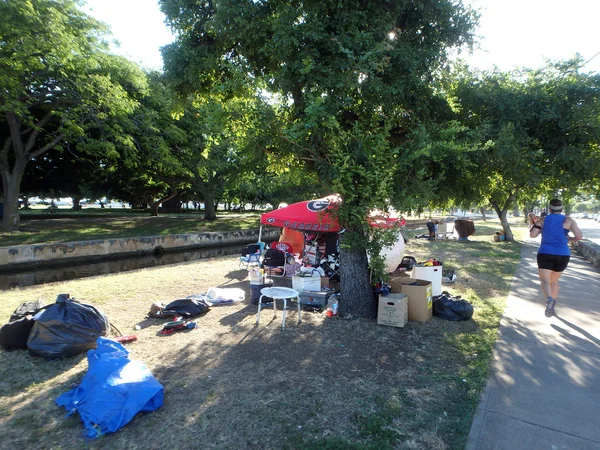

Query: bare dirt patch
[0,220,525,449]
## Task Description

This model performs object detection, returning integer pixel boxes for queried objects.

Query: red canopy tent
[260,195,341,232]
[259,196,406,273]
[260,195,404,232]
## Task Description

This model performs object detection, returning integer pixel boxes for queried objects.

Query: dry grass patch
[0,219,528,449]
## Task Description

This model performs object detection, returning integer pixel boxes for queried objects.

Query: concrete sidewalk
[467,240,600,450]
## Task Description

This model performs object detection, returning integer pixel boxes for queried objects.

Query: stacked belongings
[27,294,110,360]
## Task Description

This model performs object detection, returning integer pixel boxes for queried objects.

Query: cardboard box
[377,293,408,328]
[292,275,321,292]
[321,276,331,289]
[390,278,433,322]
[411,265,442,296]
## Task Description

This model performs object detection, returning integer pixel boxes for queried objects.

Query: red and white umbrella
[260,195,341,232]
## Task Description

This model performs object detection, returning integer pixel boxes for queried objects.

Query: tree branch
[28,134,65,161]
[24,110,55,153]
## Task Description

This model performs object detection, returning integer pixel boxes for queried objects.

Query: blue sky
[84,0,600,73]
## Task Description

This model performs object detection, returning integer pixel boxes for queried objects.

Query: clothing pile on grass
[147,288,244,335]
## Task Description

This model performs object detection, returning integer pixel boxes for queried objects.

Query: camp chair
[262,242,293,277]
[435,222,448,241]
[239,242,265,269]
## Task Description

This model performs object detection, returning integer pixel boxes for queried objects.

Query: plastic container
[249,267,267,285]
[299,291,331,307]
[292,275,321,292]
[250,281,274,304]
[412,265,442,297]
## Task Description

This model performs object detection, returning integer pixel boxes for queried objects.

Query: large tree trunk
[150,191,178,216]
[72,197,82,211]
[338,231,376,319]
[1,142,27,231]
[203,192,217,221]
[1,176,23,231]
[491,194,516,242]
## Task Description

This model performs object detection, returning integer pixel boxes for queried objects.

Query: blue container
[250,282,274,305]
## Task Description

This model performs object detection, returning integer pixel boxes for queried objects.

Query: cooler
[292,275,321,292]
[250,280,274,305]
[299,291,333,307]
[411,265,443,296]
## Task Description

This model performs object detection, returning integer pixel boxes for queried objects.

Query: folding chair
[239,242,264,269]
[262,242,293,277]
[435,222,448,241]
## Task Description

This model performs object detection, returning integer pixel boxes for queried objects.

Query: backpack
[262,248,285,267]
[10,299,46,321]
[241,244,260,256]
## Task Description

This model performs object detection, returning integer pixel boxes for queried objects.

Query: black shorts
[537,253,570,272]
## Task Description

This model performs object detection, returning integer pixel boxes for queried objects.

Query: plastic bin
[292,275,321,292]
[299,291,332,307]
[250,281,274,305]
[411,265,443,297]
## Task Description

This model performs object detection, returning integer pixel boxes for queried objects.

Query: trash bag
[0,317,35,351]
[56,337,164,438]
[433,292,474,321]
[162,297,211,318]
[27,294,109,360]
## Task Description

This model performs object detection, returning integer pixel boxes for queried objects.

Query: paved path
[467,239,600,450]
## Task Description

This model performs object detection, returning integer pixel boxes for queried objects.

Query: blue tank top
[539,213,570,256]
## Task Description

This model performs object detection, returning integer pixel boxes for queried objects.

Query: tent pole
[258,225,262,242]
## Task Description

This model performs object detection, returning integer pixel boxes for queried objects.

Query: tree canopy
[160,0,479,317]
[445,59,600,239]
[0,0,147,230]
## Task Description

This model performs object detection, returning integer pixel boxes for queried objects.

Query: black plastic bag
[162,298,211,318]
[433,292,474,321]
[0,317,35,351]
[27,294,110,360]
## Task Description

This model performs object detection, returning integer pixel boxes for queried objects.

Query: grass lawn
[1,209,263,247]
[0,218,527,449]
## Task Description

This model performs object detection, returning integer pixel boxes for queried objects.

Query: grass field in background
[2,210,262,247]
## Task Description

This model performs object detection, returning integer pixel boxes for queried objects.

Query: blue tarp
[56,337,164,438]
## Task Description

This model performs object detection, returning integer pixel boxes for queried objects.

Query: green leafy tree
[447,59,600,240]
[0,0,147,230]
[160,0,478,317]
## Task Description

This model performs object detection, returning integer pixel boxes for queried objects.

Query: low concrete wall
[0,228,281,270]
[573,239,600,269]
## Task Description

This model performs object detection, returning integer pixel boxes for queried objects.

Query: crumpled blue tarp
[56,337,164,438]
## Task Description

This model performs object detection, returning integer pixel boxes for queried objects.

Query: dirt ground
[0,224,518,449]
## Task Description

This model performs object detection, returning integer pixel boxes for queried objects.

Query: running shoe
[545,298,556,317]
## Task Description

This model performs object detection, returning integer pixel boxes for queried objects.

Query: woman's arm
[529,217,544,238]
[568,219,583,242]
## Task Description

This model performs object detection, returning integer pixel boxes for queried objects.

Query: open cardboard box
[390,278,433,322]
